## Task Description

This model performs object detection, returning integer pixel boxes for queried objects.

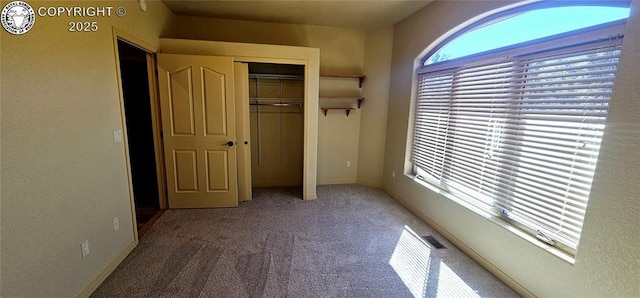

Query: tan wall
[317,76,363,184]
[383,0,640,296]
[169,16,377,185]
[0,0,175,296]
[169,16,365,74]
[317,97,361,184]
[358,27,393,187]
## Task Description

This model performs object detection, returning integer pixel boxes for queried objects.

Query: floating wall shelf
[322,108,356,117]
[319,74,366,116]
[319,96,365,108]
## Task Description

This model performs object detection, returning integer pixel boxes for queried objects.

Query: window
[412,3,629,256]
[425,5,630,65]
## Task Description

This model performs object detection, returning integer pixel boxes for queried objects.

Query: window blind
[412,38,623,252]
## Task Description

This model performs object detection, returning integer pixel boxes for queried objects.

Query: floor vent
[422,235,447,249]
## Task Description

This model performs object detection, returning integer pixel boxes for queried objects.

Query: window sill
[410,174,576,265]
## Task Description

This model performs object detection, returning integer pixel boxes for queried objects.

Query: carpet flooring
[92,185,519,297]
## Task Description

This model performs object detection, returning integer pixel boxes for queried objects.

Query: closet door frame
[236,58,310,197]
[158,39,320,201]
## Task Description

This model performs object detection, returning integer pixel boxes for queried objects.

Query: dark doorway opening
[117,40,163,237]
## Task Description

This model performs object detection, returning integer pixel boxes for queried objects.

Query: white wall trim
[317,179,358,185]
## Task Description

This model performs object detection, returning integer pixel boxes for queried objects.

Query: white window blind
[412,38,623,253]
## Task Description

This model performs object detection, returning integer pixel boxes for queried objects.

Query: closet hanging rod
[250,103,304,107]
[249,74,304,80]
[249,97,304,102]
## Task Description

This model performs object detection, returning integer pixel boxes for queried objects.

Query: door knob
[223,141,235,147]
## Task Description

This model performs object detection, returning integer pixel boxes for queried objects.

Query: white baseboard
[383,187,535,298]
[317,179,357,185]
[356,179,383,188]
[77,239,138,298]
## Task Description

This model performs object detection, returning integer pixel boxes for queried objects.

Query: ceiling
[162,0,432,29]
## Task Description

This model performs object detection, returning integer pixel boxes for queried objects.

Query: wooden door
[157,54,238,208]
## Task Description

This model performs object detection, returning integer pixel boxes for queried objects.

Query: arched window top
[424,5,630,66]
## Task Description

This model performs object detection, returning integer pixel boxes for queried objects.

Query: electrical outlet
[113,217,119,231]
[346,161,351,168]
[81,240,90,258]
[392,171,396,178]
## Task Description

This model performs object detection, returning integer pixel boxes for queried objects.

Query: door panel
[202,68,228,136]
[168,67,195,136]
[174,150,198,192]
[206,150,229,191]
[158,54,238,208]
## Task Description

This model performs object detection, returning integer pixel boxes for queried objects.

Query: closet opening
[247,63,305,196]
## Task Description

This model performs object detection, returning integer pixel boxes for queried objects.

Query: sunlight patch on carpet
[389,225,481,297]
[389,226,432,297]
[436,260,480,297]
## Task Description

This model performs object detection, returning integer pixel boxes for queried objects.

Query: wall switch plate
[81,240,90,258]
[113,217,119,231]
[113,130,123,144]
[346,161,351,168]
[392,171,396,178]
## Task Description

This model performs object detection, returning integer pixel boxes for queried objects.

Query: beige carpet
[92,184,518,297]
